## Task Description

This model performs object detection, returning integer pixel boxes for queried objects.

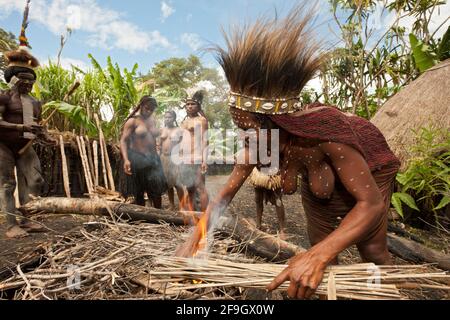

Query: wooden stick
[80,136,94,194]
[93,140,99,187]
[59,135,71,198]
[76,136,93,195]
[85,135,95,187]
[95,114,109,189]
[94,114,114,191]
[327,272,337,300]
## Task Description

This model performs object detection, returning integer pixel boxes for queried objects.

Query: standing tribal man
[0,1,49,238]
[178,91,209,212]
[177,5,400,299]
[120,96,168,209]
[249,168,287,240]
[160,110,184,210]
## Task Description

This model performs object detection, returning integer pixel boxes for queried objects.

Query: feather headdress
[213,3,324,115]
[4,0,39,83]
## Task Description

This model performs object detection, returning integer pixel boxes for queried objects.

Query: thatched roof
[371,59,450,168]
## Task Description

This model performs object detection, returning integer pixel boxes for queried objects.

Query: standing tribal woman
[160,110,184,210]
[178,91,209,211]
[177,5,400,299]
[120,96,167,209]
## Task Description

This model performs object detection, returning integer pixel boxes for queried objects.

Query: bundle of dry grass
[0,219,448,300]
[150,256,450,300]
[0,220,250,300]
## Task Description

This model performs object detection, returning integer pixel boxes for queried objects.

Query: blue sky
[0,0,336,73]
[1,0,449,75]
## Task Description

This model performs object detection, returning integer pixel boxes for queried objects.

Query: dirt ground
[0,175,448,299]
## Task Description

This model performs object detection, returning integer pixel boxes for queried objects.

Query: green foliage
[145,55,204,95]
[0,27,18,73]
[143,55,231,129]
[43,101,97,135]
[88,54,148,141]
[391,192,420,218]
[437,26,450,60]
[33,55,149,142]
[392,127,450,226]
[409,33,438,72]
[323,0,448,117]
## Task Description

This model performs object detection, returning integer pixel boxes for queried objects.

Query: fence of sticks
[0,218,449,300]
[35,129,126,199]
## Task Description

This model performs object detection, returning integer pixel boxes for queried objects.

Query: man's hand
[267,250,329,299]
[23,124,44,134]
[123,160,132,176]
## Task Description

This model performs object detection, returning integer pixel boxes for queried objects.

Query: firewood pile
[0,217,449,300]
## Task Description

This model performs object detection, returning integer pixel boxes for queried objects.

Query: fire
[178,189,208,258]
[180,192,196,225]
[193,213,208,257]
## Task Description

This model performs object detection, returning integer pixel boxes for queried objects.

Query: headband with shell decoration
[213,3,324,115]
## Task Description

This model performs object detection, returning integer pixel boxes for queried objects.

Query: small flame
[192,213,208,257]
[180,192,196,225]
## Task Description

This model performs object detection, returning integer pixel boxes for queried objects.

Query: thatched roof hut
[371,59,450,168]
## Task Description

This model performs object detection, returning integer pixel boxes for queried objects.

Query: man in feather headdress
[0,0,47,238]
[177,90,209,212]
[177,4,400,299]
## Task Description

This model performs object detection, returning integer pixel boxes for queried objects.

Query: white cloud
[186,13,193,22]
[161,1,175,22]
[180,33,204,51]
[0,0,173,53]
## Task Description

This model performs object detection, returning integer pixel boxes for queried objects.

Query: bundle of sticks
[1,218,449,300]
[149,256,450,300]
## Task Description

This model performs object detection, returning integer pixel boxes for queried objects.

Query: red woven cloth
[269,104,401,171]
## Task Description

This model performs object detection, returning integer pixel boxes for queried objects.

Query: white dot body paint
[338,168,341,171]
[350,178,354,182]
[366,185,370,188]
[361,171,365,175]
[340,156,345,159]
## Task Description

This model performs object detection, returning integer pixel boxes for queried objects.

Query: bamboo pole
[95,114,109,189]
[93,140,99,188]
[327,272,337,300]
[94,114,115,191]
[80,136,94,194]
[85,135,95,187]
[76,136,93,195]
[59,135,71,198]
